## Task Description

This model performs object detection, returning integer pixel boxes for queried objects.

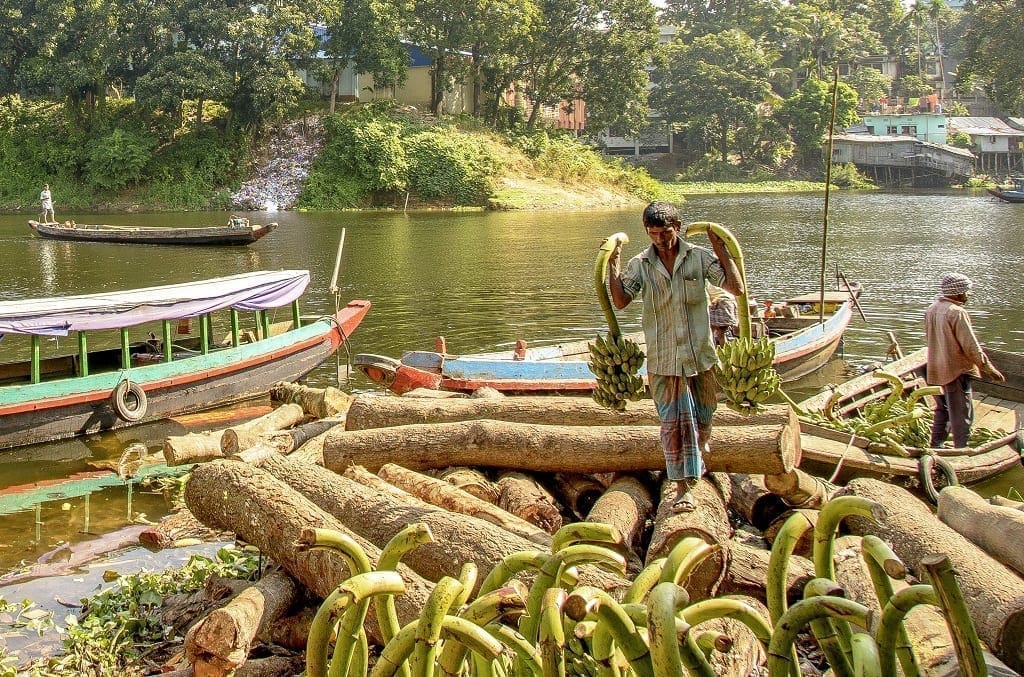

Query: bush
[405,129,504,204]
[828,162,875,189]
[87,127,156,189]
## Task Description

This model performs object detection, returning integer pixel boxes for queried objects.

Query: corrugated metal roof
[1008,117,1024,131]
[947,117,1020,136]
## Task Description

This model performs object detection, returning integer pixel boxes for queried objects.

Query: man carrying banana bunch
[608,201,744,513]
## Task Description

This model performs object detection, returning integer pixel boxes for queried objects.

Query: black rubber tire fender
[918,453,958,505]
[111,380,148,422]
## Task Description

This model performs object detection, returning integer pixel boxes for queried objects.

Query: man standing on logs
[608,201,744,512]
[924,272,1004,448]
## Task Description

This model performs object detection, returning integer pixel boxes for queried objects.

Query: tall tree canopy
[957,0,1024,115]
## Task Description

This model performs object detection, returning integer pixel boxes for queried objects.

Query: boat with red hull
[0,270,369,450]
[355,287,859,395]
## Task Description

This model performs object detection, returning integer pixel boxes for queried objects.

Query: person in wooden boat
[39,183,54,223]
[708,284,738,346]
[924,272,1005,448]
[608,201,744,513]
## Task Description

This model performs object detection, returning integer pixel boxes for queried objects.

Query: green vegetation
[298,105,661,209]
[0,97,249,211]
[0,546,259,677]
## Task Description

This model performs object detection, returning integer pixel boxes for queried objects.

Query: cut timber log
[495,471,563,534]
[323,418,800,475]
[183,460,431,644]
[990,495,1024,511]
[261,607,315,649]
[645,477,732,602]
[719,536,814,607]
[161,656,299,677]
[259,456,630,599]
[585,474,653,554]
[345,395,791,430]
[437,466,500,503]
[164,431,225,466]
[554,473,605,519]
[831,535,958,674]
[220,404,305,454]
[727,474,788,531]
[703,596,769,676]
[764,469,834,509]
[231,418,345,465]
[270,381,353,419]
[376,463,550,546]
[937,485,1024,577]
[837,478,1024,672]
[285,426,339,465]
[139,508,233,551]
[184,567,299,675]
[762,509,817,558]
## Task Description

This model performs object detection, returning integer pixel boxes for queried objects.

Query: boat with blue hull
[987,177,1024,203]
[355,288,857,395]
[0,270,370,450]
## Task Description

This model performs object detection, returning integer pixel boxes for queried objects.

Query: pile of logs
[141,387,1024,675]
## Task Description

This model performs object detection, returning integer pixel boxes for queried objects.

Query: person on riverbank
[40,184,54,222]
[708,285,738,346]
[608,201,744,512]
[924,272,1005,448]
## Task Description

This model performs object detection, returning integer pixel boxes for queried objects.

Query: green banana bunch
[588,332,646,411]
[714,335,780,414]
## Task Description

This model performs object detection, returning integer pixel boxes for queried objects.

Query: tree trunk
[645,477,732,602]
[261,607,316,649]
[703,597,769,677]
[344,396,790,430]
[585,474,654,574]
[436,466,500,503]
[164,431,225,466]
[270,382,352,419]
[323,419,800,475]
[837,478,1024,672]
[496,471,563,534]
[764,469,835,509]
[727,473,789,530]
[553,473,605,519]
[230,418,344,461]
[831,535,959,674]
[221,404,305,454]
[762,509,817,558]
[184,567,300,675]
[719,536,815,607]
[376,463,550,546]
[259,456,630,599]
[139,508,233,551]
[285,427,334,465]
[184,460,431,643]
[937,486,1024,576]
[329,67,339,114]
[195,96,204,131]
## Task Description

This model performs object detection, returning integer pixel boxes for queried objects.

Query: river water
[0,189,1022,577]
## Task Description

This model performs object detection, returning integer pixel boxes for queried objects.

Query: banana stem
[595,233,630,339]
[921,554,988,677]
[685,222,750,340]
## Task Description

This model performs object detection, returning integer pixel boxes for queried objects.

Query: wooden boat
[796,347,1023,487]
[0,270,370,450]
[27,216,276,245]
[987,177,1024,203]
[355,287,860,395]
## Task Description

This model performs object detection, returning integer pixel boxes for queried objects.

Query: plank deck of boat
[976,393,1023,433]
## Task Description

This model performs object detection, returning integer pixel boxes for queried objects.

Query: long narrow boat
[796,347,1023,487]
[354,287,858,395]
[0,270,370,450]
[28,217,276,245]
[986,177,1024,203]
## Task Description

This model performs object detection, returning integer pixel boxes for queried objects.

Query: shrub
[405,129,505,204]
[829,162,875,189]
[86,128,156,189]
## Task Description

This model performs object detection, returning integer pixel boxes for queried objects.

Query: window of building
[901,125,917,135]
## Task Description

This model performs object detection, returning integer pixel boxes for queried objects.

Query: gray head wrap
[941,273,972,297]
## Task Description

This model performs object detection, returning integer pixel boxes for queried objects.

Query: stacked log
[837,478,1024,672]
[585,473,654,572]
[495,471,563,533]
[937,485,1024,576]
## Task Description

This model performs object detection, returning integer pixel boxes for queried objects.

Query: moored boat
[796,347,1023,490]
[27,216,276,245]
[0,270,370,450]
[987,177,1024,203]
[354,286,859,395]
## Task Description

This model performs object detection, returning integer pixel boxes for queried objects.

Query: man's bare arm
[608,243,632,310]
[708,229,745,297]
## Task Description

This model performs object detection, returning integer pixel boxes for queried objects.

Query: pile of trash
[231,117,325,211]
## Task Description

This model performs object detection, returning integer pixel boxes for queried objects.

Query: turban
[941,273,972,297]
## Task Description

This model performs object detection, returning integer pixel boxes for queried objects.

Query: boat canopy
[0,270,310,337]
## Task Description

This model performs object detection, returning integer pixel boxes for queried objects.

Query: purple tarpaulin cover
[0,270,310,337]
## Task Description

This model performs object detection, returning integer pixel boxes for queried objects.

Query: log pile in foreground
[147,391,1022,675]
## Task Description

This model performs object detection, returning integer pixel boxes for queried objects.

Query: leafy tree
[134,52,229,134]
[651,29,773,163]
[775,76,858,166]
[896,73,932,98]
[319,0,409,113]
[843,66,892,109]
[957,1,1024,116]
